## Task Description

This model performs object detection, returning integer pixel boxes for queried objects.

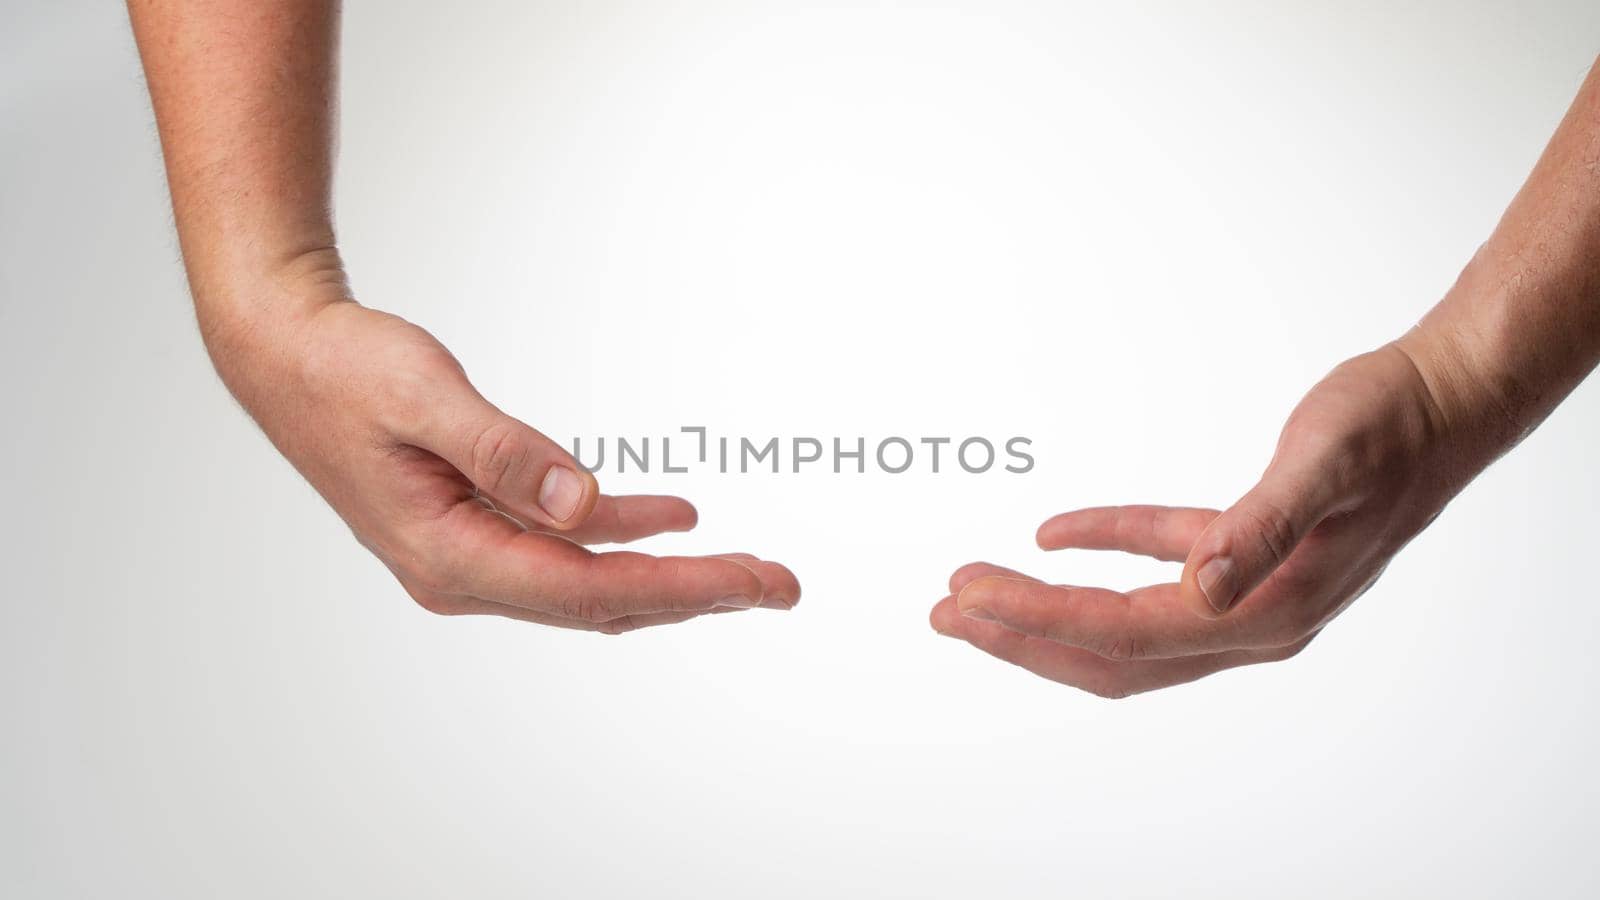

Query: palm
[245,304,798,633]
[931,345,1456,696]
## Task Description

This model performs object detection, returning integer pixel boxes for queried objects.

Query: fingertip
[708,554,798,608]
[1183,552,1237,619]
[929,595,960,635]
[957,575,1044,625]
[1035,516,1062,549]
[650,494,699,531]
[538,466,601,531]
[760,560,802,609]
[718,556,766,605]
[954,576,995,615]
[1035,508,1090,550]
[649,495,698,534]
[948,561,995,594]
[676,499,700,532]
[577,468,602,518]
[950,561,1040,595]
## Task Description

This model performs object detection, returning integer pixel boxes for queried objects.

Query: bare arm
[129,0,343,331]
[1402,58,1600,458]
[129,0,799,629]
[934,58,1600,696]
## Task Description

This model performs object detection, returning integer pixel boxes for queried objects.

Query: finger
[475,600,752,634]
[599,607,756,630]
[424,500,766,619]
[401,378,599,531]
[401,580,755,633]
[712,553,802,609]
[1036,506,1219,562]
[948,560,1040,595]
[930,595,1309,697]
[955,576,1254,659]
[549,495,699,545]
[1179,453,1349,618]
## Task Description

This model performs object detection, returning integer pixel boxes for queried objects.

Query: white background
[5,1,1600,896]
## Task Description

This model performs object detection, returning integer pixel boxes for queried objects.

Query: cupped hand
[931,342,1494,696]
[212,296,799,633]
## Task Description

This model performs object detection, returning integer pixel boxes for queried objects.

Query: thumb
[410,384,599,531]
[1180,451,1345,618]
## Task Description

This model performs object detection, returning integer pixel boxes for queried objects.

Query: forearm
[127,0,346,339]
[1400,56,1600,456]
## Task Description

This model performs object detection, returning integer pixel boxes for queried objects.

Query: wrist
[190,244,354,392]
[1393,254,1564,469]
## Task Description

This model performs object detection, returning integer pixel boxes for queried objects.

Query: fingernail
[961,605,997,622]
[1196,556,1236,613]
[719,595,760,609]
[538,466,584,521]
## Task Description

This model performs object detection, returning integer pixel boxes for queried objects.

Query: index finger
[549,494,699,545]
[1036,505,1219,562]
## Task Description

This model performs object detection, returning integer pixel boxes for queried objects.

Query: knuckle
[1281,408,1358,464]
[1094,634,1142,662]
[470,422,532,493]
[1240,502,1298,566]
[1289,409,1382,483]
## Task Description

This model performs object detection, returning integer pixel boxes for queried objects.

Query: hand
[930,341,1496,696]
[209,286,799,633]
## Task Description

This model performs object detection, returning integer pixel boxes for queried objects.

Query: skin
[933,57,1600,696]
[126,0,798,632]
[130,3,1597,680]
